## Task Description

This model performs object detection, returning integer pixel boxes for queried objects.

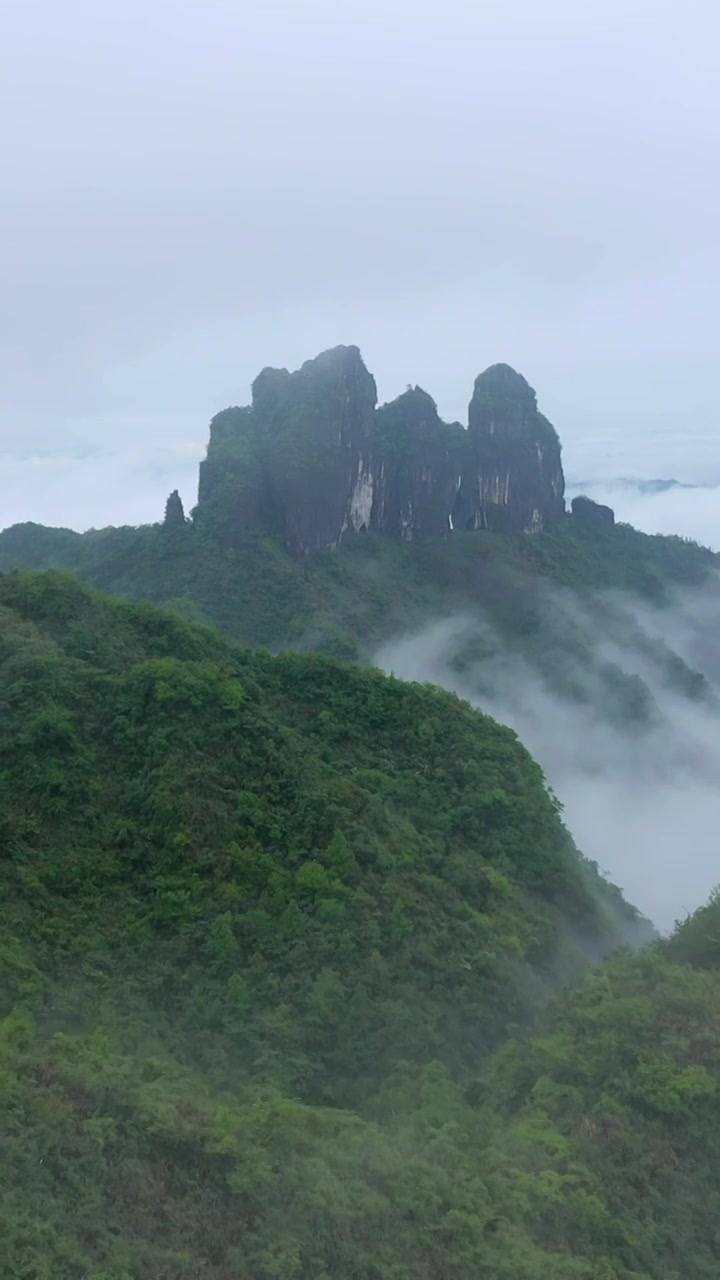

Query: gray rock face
[372,388,466,538]
[571,495,615,529]
[465,365,566,533]
[196,347,567,555]
[197,346,377,555]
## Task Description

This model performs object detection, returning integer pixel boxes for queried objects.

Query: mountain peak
[473,362,536,395]
[301,343,366,372]
[197,346,566,554]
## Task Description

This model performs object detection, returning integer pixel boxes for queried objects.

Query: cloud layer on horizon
[2,0,720,531]
[568,480,720,552]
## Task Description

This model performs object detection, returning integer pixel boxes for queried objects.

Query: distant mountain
[568,475,699,495]
[197,347,566,555]
[635,477,698,493]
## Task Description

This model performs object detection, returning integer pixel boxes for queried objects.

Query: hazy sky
[2,0,720,532]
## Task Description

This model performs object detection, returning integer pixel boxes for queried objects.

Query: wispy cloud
[376,581,720,931]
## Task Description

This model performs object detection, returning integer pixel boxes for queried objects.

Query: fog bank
[376,588,720,931]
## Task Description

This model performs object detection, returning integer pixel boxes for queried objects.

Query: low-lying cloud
[375,585,720,932]
[1,431,203,531]
[567,478,720,551]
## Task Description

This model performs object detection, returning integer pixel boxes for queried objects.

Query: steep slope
[1,572,719,1278]
[0,570,636,1080]
[477,896,720,1278]
[5,902,720,1280]
[465,362,565,532]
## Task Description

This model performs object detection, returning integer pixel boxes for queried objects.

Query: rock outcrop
[372,388,466,538]
[196,346,567,555]
[197,346,377,555]
[164,489,186,528]
[466,365,565,533]
[571,495,615,529]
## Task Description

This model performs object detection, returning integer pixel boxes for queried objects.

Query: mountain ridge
[195,346,567,555]
[1,568,720,1278]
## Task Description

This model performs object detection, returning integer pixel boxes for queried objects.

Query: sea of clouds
[563,419,720,550]
[567,477,720,551]
[376,580,720,933]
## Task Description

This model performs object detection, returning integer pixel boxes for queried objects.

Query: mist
[565,479,720,551]
[375,584,720,932]
[3,0,720,530]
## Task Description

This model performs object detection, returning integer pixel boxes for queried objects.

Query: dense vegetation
[0,512,714,657]
[2,382,719,1275]
[1,570,719,1277]
[4,300,720,1280]
[1,510,715,749]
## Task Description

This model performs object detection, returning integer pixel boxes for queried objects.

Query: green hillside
[2,375,718,1276]
[0,516,713,655]
[0,568,634,1080]
[0,516,715,736]
[8,917,720,1280]
[1,572,719,1278]
[480,903,720,1279]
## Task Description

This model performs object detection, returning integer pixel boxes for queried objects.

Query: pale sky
[2,0,720,536]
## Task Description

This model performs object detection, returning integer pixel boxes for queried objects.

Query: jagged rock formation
[196,346,566,555]
[466,364,565,533]
[571,494,615,529]
[197,346,377,555]
[163,489,186,528]
[372,387,467,538]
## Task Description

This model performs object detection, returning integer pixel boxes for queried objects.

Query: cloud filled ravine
[376,578,720,931]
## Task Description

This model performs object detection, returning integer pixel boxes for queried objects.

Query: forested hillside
[0,513,714,653]
[2,352,719,1276]
[1,570,718,1277]
[0,518,715,728]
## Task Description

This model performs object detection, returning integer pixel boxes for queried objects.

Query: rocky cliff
[466,364,566,533]
[196,345,567,555]
[197,346,377,555]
